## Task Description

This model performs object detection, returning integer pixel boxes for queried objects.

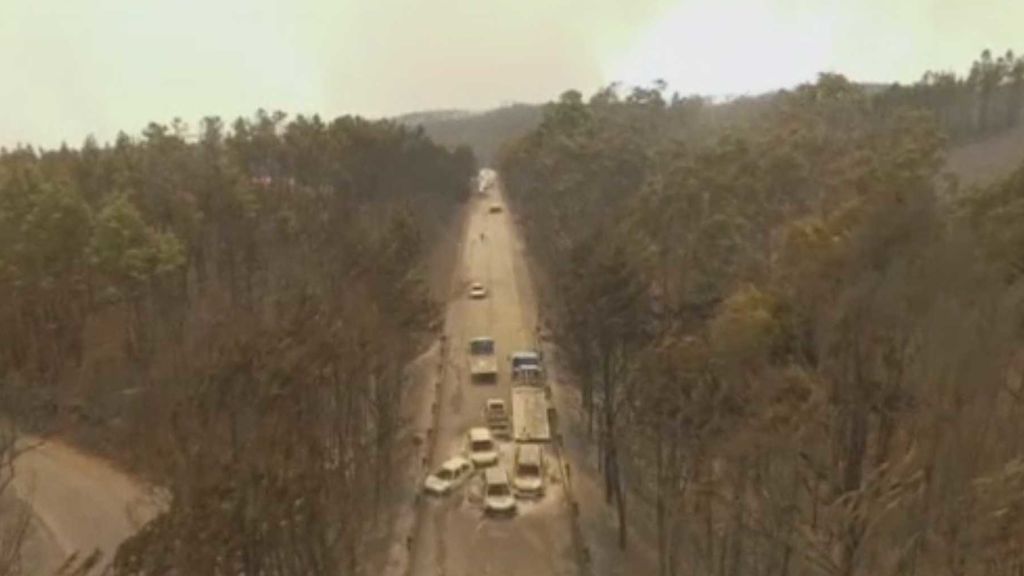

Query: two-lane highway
[411,177,577,576]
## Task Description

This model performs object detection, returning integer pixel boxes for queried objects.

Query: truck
[469,337,498,383]
[511,386,550,442]
[510,350,543,384]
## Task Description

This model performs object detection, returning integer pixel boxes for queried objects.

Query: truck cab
[510,350,543,382]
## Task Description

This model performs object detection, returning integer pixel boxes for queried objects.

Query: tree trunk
[657,428,668,576]
[612,443,628,550]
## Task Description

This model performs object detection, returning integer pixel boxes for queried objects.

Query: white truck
[469,337,498,384]
[511,386,550,442]
[510,350,543,383]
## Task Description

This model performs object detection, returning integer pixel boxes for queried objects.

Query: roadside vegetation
[0,112,475,573]
[500,51,1024,576]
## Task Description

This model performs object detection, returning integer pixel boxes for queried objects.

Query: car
[484,398,511,440]
[469,337,498,383]
[423,456,474,496]
[513,445,545,499]
[469,282,487,299]
[467,427,499,468]
[489,204,503,214]
[482,467,517,516]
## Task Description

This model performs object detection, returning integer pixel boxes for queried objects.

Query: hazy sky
[2,0,1022,147]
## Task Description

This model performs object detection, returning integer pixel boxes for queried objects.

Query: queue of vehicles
[424,197,551,515]
[423,334,553,517]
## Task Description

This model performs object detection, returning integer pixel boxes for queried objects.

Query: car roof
[441,456,471,470]
[468,427,493,441]
[517,444,542,464]
[470,337,494,345]
[511,351,540,359]
[484,467,509,484]
[486,398,506,407]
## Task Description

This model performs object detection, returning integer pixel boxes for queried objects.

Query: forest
[1,42,1024,576]
[411,49,1024,169]
[499,55,1024,576]
[0,112,476,573]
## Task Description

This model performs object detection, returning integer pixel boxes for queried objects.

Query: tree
[0,168,93,383]
[89,194,184,359]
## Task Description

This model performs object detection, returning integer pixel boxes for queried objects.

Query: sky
[1,0,1022,148]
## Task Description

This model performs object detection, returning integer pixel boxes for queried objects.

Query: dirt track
[13,438,158,573]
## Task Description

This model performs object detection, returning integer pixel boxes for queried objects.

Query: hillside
[396,104,543,166]
[948,121,1024,187]
[399,93,1024,190]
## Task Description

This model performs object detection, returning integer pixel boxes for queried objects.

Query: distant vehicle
[510,350,543,381]
[469,282,488,299]
[477,168,496,194]
[482,467,517,516]
[484,399,511,440]
[489,204,503,213]
[512,386,551,442]
[467,427,499,467]
[513,444,545,499]
[469,337,498,383]
[423,456,474,495]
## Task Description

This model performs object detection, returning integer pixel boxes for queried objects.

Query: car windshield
[512,355,539,368]
[471,440,493,452]
[436,469,453,480]
[470,340,494,355]
[518,464,540,477]
[487,483,510,497]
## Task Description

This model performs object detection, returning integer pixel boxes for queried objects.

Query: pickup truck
[469,337,498,383]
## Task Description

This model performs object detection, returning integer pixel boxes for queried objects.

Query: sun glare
[605,0,841,96]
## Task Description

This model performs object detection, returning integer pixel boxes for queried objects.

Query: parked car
[469,282,488,299]
[482,467,517,516]
[489,204,503,213]
[423,456,474,496]
[513,444,545,499]
[467,427,499,467]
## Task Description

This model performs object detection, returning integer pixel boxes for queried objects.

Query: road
[410,179,578,576]
[13,439,158,573]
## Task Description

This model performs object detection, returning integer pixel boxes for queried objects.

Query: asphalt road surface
[13,439,158,573]
[410,182,578,576]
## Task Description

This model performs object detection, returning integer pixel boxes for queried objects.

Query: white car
[484,398,511,440]
[423,456,474,496]
[483,467,517,516]
[469,282,487,299]
[513,444,545,499]
[467,427,499,468]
